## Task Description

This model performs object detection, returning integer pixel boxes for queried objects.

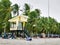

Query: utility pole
[48,0,50,38]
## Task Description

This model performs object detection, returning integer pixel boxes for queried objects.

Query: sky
[10,0,60,22]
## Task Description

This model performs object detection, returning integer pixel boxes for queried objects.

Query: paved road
[0,38,60,45]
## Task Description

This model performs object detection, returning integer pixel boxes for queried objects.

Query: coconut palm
[12,4,19,16]
[0,0,19,34]
[23,3,30,16]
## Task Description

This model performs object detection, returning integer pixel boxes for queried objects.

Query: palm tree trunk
[4,28,6,33]
[17,11,19,16]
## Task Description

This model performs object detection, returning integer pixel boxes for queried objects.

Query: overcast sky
[10,0,60,22]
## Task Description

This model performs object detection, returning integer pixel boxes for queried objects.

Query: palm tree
[12,4,19,16]
[0,0,11,32]
[35,9,41,17]
[0,0,19,34]
[23,3,30,16]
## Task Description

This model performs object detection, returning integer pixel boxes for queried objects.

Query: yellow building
[8,15,29,31]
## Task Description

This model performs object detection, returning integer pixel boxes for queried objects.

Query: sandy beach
[0,38,60,45]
